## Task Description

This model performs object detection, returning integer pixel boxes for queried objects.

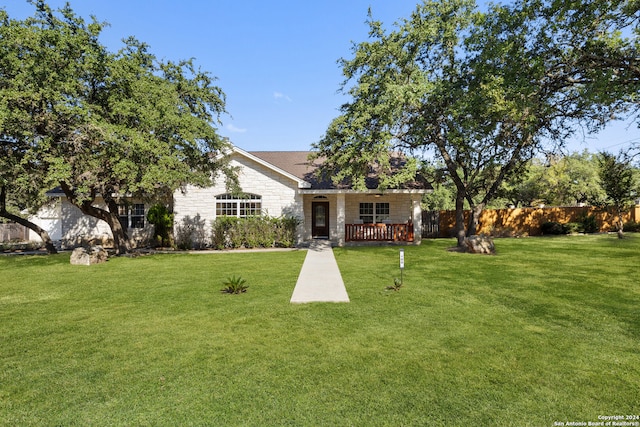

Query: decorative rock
[70,247,90,265]
[70,246,108,265]
[89,246,108,264]
[462,235,496,255]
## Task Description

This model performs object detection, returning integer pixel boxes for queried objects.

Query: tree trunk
[616,207,625,239]
[0,186,58,254]
[455,189,466,247]
[467,203,485,237]
[104,198,131,254]
[78,198,130,254]
[59,182,131,255]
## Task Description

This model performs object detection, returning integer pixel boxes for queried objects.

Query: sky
[2,0,638,154]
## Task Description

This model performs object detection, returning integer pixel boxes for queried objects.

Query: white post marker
[399,248,405,284]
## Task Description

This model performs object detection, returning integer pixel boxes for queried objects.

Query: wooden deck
[345,223,414,242]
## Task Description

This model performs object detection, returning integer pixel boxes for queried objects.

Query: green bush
[146,204,174,247]
[623,220,640,232]
[541,221,568,235]
[175,215,208,250]
[565,222,582,234]
[212,216,240,249]
[578,213,598,233]
[211,215,299,249]
[272,216,300,247]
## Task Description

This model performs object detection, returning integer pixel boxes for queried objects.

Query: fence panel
[421,210,440,238]
[0,223,29,242]
[433,206,638,238]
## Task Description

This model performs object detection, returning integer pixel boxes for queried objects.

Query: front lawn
[1,235,638,426]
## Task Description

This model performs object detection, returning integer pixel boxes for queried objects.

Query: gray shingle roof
[248,151,430,191]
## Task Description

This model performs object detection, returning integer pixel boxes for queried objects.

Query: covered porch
[300,190,426,246]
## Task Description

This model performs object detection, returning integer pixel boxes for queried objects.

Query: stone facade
[173,151,304,246]
[25,146,429,248]
[29,197,153,249]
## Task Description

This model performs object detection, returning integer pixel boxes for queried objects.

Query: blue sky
[3,0,638,154]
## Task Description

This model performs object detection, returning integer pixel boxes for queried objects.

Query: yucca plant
[220,275,248,294]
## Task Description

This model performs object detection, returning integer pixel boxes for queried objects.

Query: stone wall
[173,153,303,246]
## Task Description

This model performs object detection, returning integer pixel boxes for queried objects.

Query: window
[118,203,145,229]
[359,202,374,224]
[359,202,390,224]
[216,193,262,218]
[376,203,390,222]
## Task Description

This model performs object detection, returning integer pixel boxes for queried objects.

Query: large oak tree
[313,0,639,246]
[0,1,233,254]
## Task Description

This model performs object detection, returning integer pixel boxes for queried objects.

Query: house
[28,146,431,248]
[28,187,153,248]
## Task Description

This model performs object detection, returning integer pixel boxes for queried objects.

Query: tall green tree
[539,151,606,206]
[0,2,233,254]
[598,151,637,238]
[314,0,638,246]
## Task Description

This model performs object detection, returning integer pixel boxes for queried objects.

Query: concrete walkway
[290,240,350,303]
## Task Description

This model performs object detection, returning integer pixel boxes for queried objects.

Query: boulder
[70,247,90,265]
[70,246,108,265]
[462,235,496,255]
[89,245,109,264]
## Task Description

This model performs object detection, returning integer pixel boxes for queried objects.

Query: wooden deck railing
[345,223,414,242]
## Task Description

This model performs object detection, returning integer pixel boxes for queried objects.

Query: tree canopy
[313,0,639,245]
[598,151,637,237]
[0,1,233,254]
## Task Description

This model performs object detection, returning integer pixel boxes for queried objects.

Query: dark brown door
[312,202,330,238]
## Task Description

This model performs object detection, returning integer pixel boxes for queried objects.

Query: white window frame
[359,202,390,224]
[215,193,262,218]
[118,203,145,229]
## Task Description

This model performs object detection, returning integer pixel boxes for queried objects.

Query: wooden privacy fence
[0,223,29,242]
[424,205,640,238]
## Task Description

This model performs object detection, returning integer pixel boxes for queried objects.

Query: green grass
[1,235,639,426]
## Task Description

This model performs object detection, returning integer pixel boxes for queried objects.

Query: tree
[497,152,606,208]
[421,162,457,211]
[314,0,637,246]
[539,151,606,206]
[0,2,233,254]
[0,7,67,254]
[598,151,637,238]
[498,159,548,208]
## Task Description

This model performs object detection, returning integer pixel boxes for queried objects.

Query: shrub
[211,215,299,250]
[578,213,598,233]
[175,215,208,250]
[212,216,239,249]
[541,221,568,235]
[272,216,300,247]
[623,220,640,232]
[146,204,174,247]
[220,275,248,294]
[565,222,582,234]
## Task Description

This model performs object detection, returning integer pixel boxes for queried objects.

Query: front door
[311,202,330,238]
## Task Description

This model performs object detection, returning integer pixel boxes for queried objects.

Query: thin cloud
[273,91,292,102]
[226,124,247,133]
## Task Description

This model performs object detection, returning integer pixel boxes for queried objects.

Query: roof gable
[230,147,311,189]
[231,146,430,192]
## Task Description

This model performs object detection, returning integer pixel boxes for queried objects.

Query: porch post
[412,198,422,244]
[337,193,345,246]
